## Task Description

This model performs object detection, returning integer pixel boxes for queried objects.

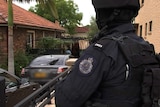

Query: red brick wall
[14,28,27,53]
[0,26,61,65]
[0,27,8,64]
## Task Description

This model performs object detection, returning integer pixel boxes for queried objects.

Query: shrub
[14,51,30,76]
[38,37,63,49]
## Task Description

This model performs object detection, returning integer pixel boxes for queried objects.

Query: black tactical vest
[85,34,160,107]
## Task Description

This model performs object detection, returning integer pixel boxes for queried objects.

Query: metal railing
[14,68,71,107]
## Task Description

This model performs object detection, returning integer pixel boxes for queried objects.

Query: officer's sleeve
[55,49,112,107]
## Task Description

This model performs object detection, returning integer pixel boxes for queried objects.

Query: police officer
[55,0,143,107]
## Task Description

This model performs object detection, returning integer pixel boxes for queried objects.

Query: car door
[0,69,40,107]
[5,82,39,107]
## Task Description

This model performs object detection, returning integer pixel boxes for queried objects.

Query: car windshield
[30,55,67,66]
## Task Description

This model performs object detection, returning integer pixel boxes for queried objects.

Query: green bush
[38,37,63,49]
[14,51,30,76]
[0,61,7,70]
[0,50,35,77]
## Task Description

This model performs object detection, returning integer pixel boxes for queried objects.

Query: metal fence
[14,68,71,107]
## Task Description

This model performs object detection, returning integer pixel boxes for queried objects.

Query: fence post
[0,76,5,107]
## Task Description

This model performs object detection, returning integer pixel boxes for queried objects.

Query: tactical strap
[97,35,160,107]
[142,68,160,107]
[115,36,157,67]
[113,36,160,107]
[99,35,158,67]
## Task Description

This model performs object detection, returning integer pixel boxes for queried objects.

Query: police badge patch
[79,57,93,74]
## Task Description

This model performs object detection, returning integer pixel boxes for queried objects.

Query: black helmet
[92,0,140,10]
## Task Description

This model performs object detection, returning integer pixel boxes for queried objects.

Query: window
[140,25,143,37]
[140,0,144,7]
[26,31,35,48]
[149,21,152,32]
[145,23,147,36]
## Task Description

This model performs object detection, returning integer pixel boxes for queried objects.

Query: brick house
[73,26,89,38]
[62,26,90,57]
[0,0,65,63]
[71,26,90,57]
[135,0,160,53]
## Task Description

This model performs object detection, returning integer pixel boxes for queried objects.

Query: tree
[29,0,83,34]
[88,16,99,41]
[7,0,58,74]
[8,0,14,74]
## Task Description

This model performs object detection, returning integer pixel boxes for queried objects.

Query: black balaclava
[96,8,138,30]
[90,8,138,43]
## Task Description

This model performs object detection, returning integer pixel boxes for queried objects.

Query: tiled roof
[0,0,65,31]
[75,26,89,33]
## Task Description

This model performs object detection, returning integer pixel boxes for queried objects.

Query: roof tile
[75,26,89,33]
[0,0,65,31]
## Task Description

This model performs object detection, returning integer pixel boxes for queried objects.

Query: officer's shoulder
[92,38,118,58]
[94,38,117,50]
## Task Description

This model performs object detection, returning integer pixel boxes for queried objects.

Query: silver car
[22,55,70,85]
